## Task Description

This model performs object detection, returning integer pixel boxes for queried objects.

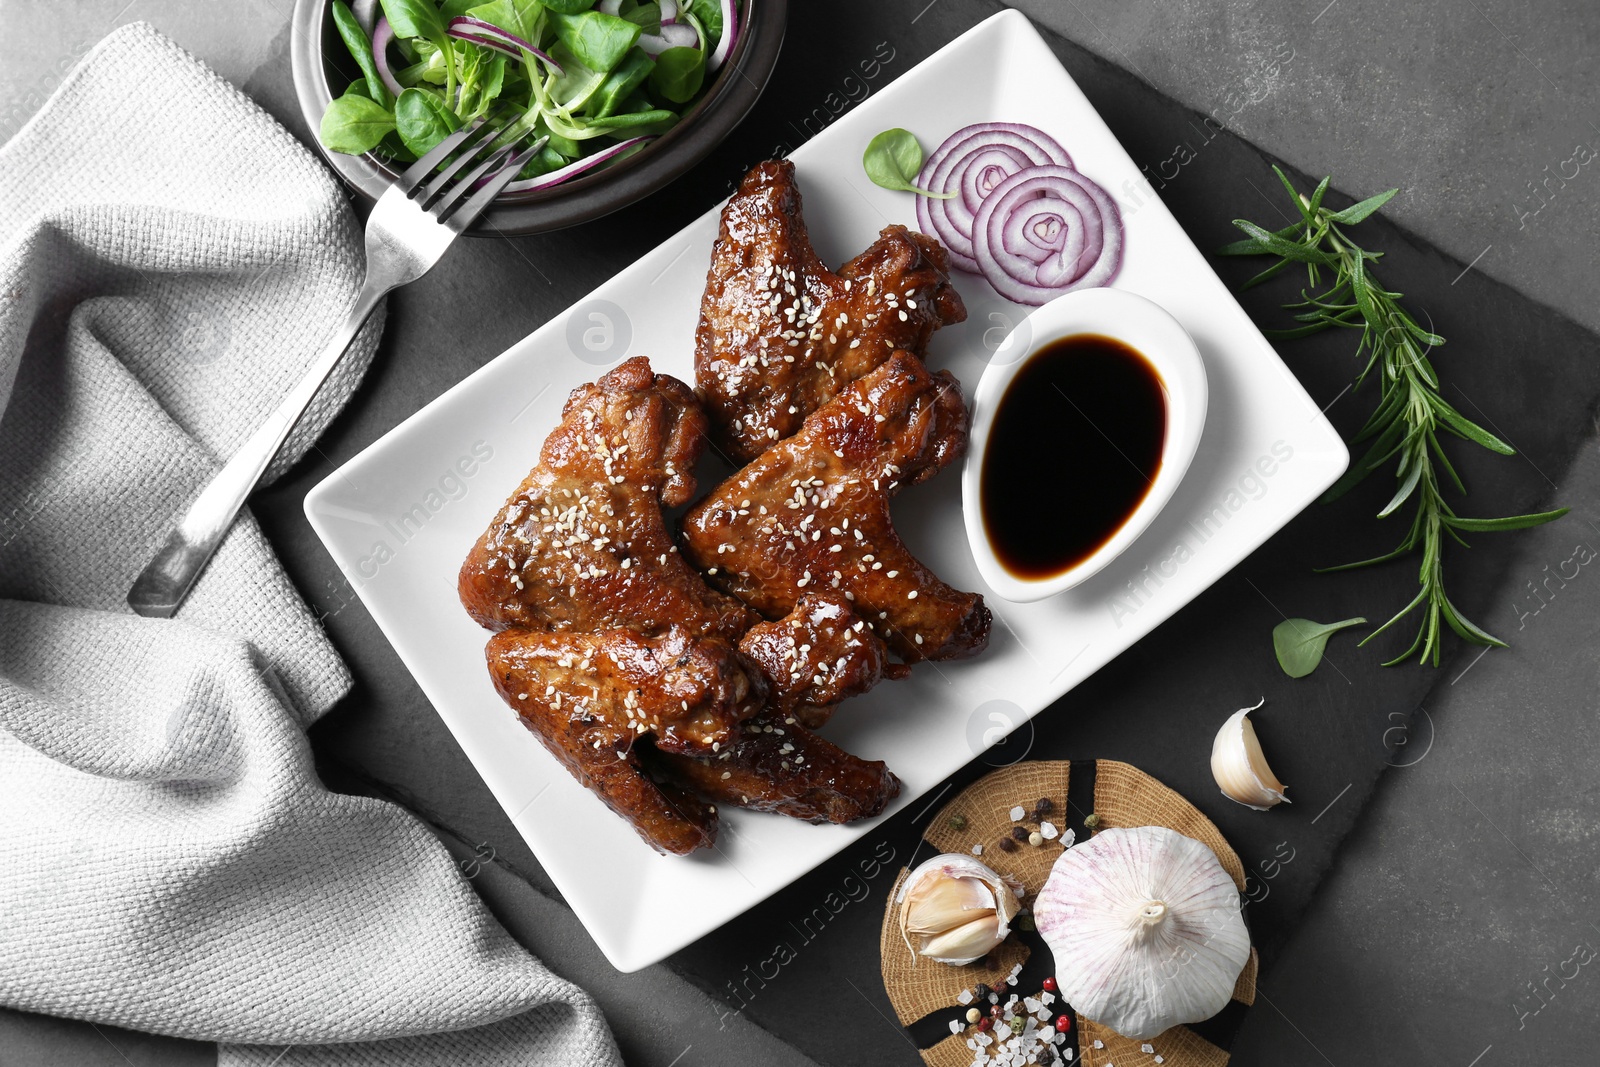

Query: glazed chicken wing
[737,591,906,729]
[460,357,757,639]
[488,623,900,850]
[485,625,765,855]
[683,352,991,662]
[697,160,966,463]
[651,716,901,824]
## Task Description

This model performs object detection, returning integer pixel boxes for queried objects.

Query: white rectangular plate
[305,10,1347,972]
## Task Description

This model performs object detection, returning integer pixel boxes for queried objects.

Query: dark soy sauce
[981,333,1167,579]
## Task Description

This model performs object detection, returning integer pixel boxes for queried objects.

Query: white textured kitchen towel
[0,22,620,1067]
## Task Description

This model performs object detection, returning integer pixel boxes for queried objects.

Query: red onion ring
[501,135,656,192]
[915,122,1071,272]
[448,30,522,59]
[660,0,680,23]
[447,16,563,73]
[970,164,1123,305]
[707,0,738,71]
[371,17,405,99]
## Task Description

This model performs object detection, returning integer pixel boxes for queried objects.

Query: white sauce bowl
[961,288,1208,603]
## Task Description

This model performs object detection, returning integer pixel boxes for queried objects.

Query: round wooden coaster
[878,760,1258,1067]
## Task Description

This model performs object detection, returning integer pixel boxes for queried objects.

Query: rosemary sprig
[1221,167,1568,667]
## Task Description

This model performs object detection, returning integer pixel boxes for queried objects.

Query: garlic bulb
[1034,826,1250,1040]
[1210,699,1290,810]
[896,853,1022,965]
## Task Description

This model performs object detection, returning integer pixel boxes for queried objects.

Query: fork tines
[397,113,548,231]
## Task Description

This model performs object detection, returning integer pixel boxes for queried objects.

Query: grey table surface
[2,2,1597,1066]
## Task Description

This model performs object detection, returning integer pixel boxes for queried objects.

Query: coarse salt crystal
[1154,1058,1164,1064]
[972,843,984,856]
[950,1020,963,1035]
[1009,805,1026,821]
[1040,821,1060,840]
[958,989,974,1005]
[1092,1040,1104,1049]
[1140,1044,1154,1054]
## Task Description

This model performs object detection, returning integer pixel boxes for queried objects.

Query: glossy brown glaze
[459,357,757,638]
[738,591,907,728]
[682,352,991,662]
[650,716,901,824]
[485,625,767,855]
[696,160,966,463]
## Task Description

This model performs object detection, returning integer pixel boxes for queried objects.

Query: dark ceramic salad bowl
[289,0,786,236]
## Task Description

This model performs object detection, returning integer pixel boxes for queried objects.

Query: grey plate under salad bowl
[290,0,785,236]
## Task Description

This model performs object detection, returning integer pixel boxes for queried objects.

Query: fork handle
[127,276,392,619]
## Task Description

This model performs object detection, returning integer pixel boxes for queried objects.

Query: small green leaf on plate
[862,128,955,199]
[1272,617,1367,678]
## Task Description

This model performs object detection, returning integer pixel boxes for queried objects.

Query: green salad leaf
[622,2,663,31]
[320,93,397,154]
[586,108,678,131]
[394,87,463,156]
[550,10,641,71]
[862,128,955,199]
[332,1,393,106]
[688,0,722,38]
[466,0,541,40]
[649,46,705,104]
[379,0,447,44]
[592,50,655,116]
[1272,617,1367,678]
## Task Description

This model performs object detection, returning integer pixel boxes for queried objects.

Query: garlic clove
[902,871,997,936]
[896,853,1020,965]
[919,914,1004,963]
[1210,700,1289,810]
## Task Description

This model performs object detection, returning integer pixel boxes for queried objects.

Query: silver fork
[128,116,547,618]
